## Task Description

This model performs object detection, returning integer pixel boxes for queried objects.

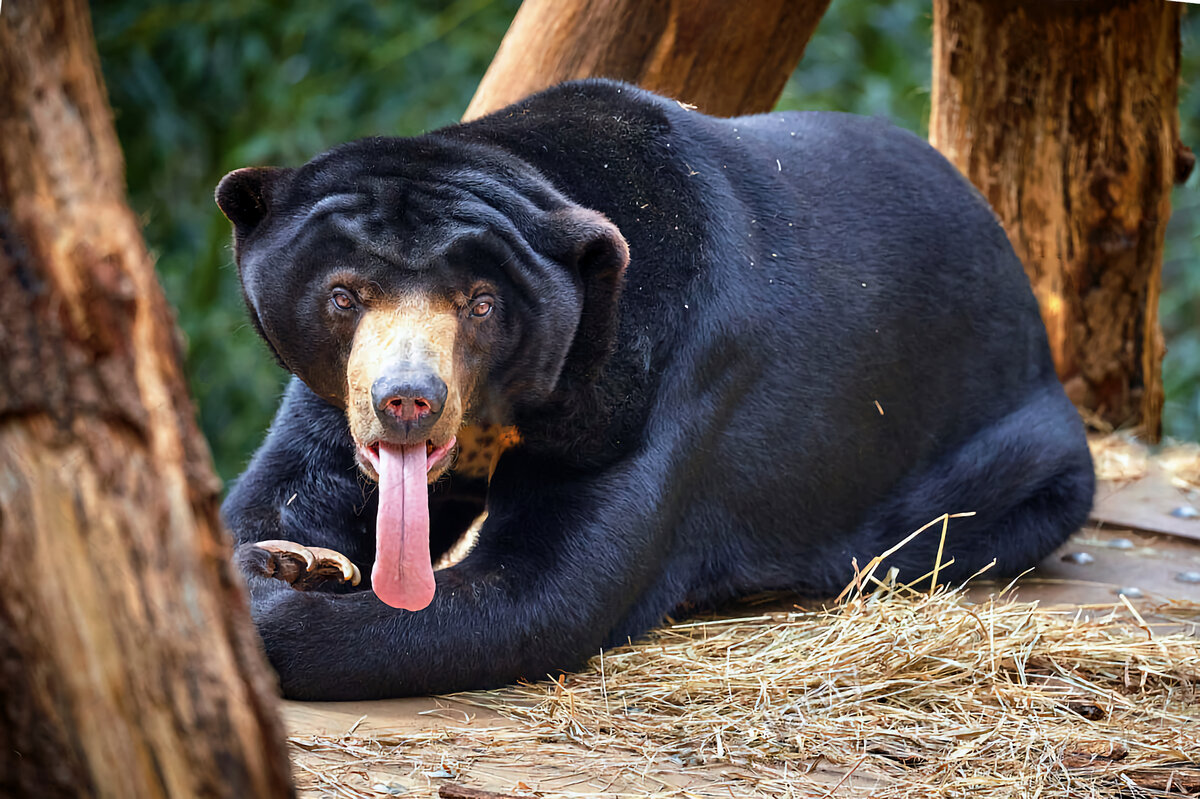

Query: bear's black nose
[372,370,447,439]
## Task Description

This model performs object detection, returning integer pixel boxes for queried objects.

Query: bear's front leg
[222,380,382,594]
[246,451,673,699]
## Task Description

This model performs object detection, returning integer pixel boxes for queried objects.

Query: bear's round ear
[544,207,630,281]
[215,166,289,240]
[543,207,630,388]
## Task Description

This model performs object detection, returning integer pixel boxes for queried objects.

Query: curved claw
[307,546,362,586]
[256,539,317,570]
[252,540,361,588]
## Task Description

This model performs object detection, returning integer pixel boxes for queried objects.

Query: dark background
[93,1,1200,483]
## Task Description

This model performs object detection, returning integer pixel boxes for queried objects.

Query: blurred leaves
[777,0,931,132]
[93,1,1200,483]
[1162,11,1200,442]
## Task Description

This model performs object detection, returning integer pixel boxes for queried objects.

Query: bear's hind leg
[863,385,1095,587]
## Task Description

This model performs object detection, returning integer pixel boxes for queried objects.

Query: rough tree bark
[464,0,832,121]
[0,2,294,797]
[930,0,1188,439]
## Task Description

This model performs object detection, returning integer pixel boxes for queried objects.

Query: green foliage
[1161,13,1200,441]
[777,0,931,133]
[93,1,1200,484]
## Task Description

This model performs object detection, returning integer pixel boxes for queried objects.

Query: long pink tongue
[372,442,436,610]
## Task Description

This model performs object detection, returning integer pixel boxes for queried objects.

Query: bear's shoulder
[446,79,682,162]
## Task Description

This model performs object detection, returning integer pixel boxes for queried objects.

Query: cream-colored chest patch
[454,423,521,479]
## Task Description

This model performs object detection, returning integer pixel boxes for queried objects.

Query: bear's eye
[330,288,357,312]
[470,296,494,318]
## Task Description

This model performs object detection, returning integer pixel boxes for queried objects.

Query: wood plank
[283,695,893,797]
[282,696,515,738]
[1091,468,1200,543]
[986,525,1200,610]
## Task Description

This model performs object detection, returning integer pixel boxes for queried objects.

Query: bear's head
[216,137,628,609]
[217,137,629,479]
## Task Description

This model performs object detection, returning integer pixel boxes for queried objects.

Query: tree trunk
[0,2,294,797]
[930,0,1185,439]
[464,0,831,121]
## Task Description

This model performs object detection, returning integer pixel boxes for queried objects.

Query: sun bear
[215,80,1094,700]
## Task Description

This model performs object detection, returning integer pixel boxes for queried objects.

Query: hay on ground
[291,585,1199,796]
[480,586,1200,796]
[1089,431,1200,493]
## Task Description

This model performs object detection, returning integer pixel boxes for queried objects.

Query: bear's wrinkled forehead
[242,196,485,295]
[261,160,561,275]
[287,137,569,225]
[293,190,465,268]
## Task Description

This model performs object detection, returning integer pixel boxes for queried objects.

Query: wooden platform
[285,461,1200,798]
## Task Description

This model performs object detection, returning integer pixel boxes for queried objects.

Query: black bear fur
[217,80,1094,700]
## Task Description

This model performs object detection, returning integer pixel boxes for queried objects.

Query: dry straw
[293,513,1200,797]
[1088,431,1200,491]
[484,513,1200,796]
